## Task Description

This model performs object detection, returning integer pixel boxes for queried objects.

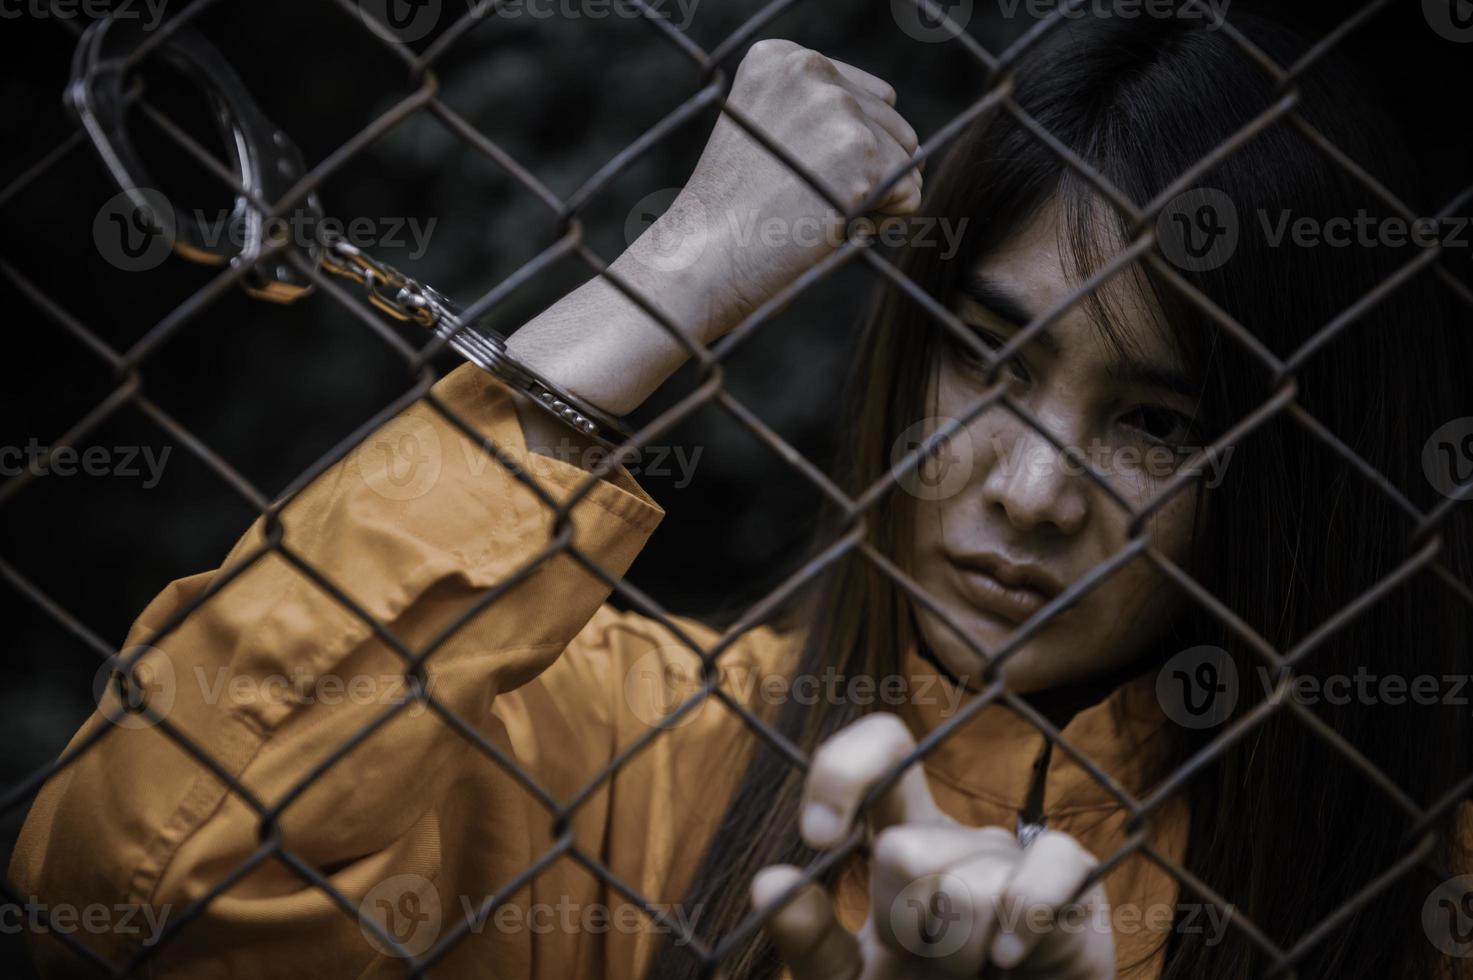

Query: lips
[946,552,1064,626]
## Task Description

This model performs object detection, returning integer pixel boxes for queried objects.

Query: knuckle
[811,713,910,787]
[821,85,863,116]
[810,733,862,781]
[1038,830,1097,869]
[823,119,875,161]
[786,47,835,78]
[976,825,1020,851]
[748,38,796,63]
[855,710,913,746]
[872,825,932,877]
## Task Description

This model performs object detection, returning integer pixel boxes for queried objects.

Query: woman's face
[908,201,1205,694]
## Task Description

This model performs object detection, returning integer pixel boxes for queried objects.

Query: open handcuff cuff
[67,17,632,450]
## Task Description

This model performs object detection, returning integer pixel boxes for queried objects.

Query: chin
[922,608,1069,695]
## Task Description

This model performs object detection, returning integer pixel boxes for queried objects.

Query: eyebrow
[957,272,1053,348]
[956,271,1199,399]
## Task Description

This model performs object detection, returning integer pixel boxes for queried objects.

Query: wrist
[613,193,751,346]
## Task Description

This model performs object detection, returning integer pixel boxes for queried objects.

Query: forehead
[967,199,1174,364]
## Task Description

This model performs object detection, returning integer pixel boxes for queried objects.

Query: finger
[849,89,918,155]
[869,823,1020,972]
[800,713,950,849]
[855,117,921,216]
[827,58,897,105]
[837,84,923,215]
[872,169,923,217]
[989,830,1104,970]
[751,865,863,980]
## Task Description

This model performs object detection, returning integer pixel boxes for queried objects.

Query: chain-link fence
[3,0,1473,977]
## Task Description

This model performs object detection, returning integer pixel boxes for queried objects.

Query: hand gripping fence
[1,0,1471,977]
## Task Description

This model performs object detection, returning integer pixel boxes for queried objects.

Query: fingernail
[800,803,843,846]
[991,930,1026,968]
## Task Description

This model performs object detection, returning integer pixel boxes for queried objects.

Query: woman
[12,10,1472,980]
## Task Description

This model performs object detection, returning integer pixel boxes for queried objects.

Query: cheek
[1147,489,1200,565]
[1085,489,1200,659]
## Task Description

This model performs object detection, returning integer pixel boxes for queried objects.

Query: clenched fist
[627,39,923,334]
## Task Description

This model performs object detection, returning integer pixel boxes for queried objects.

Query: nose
[979,416,1089,536]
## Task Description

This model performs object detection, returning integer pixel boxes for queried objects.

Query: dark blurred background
[0,0,1469,973]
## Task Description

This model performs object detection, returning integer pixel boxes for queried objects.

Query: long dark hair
[649,10,1473,978]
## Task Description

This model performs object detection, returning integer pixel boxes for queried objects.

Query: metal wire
[2,0,1471,977]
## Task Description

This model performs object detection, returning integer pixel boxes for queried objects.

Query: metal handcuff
[67,16,633,450]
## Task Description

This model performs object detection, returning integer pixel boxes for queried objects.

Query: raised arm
[9,40,920,979]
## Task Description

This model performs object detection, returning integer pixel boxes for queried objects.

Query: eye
[1119,404,1196,446]
[948,326,1030,383]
